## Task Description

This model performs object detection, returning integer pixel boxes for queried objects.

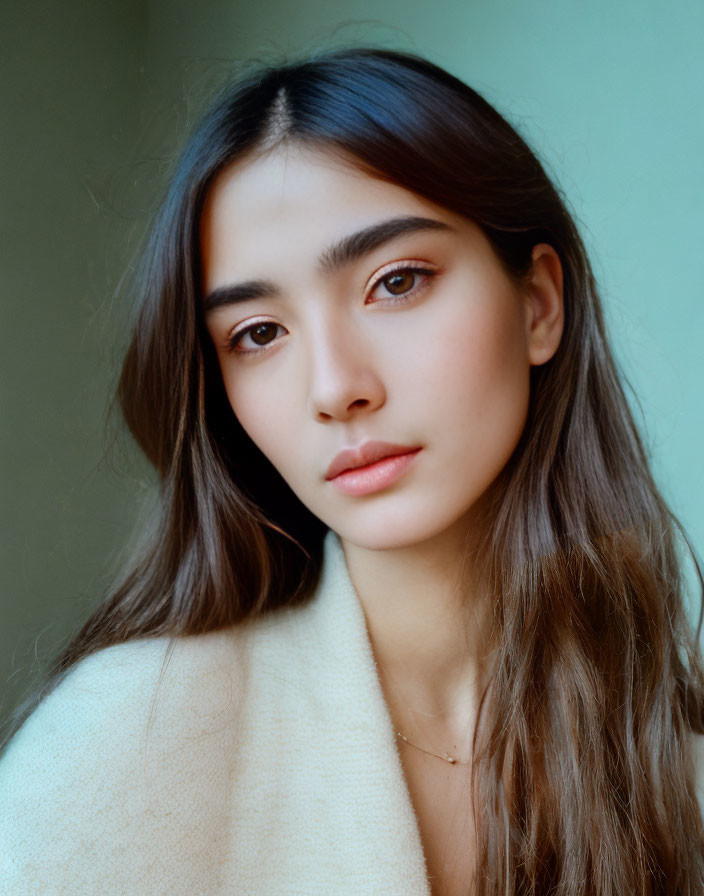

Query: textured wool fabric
[2,529,703,894]
[0,529,432,894]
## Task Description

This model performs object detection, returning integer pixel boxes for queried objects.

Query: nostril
[309,370,385,422]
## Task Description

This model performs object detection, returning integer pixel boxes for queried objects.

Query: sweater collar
[308,528,431,891]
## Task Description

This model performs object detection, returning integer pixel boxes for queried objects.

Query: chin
[328,504,477,554]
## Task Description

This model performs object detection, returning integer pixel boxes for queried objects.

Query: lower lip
[329,449,422,496]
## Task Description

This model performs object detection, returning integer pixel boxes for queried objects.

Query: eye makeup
[224,262,438,356]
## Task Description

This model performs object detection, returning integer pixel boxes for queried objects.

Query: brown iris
[250,323,278,345]
[383,271,415,295]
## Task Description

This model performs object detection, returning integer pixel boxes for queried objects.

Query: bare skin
[201,142,565,890]
[343,495,497,892]
[398,744,478,896]
[374,643,483,896]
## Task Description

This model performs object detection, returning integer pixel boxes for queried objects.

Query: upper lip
[325,441,421,480]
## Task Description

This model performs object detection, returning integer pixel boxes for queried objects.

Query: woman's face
[201,143,561,551]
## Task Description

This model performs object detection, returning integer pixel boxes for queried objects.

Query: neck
[340,520,493,750]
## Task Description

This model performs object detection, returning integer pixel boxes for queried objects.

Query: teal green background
[2,0,703,732]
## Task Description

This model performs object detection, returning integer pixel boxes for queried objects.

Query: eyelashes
[225,263,436,356]
[228,320,286,355]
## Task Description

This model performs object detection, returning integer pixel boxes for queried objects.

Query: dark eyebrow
[203,215,453,313]
[317,214,452,275]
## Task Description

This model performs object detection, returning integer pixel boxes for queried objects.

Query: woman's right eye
[227,321,286,355]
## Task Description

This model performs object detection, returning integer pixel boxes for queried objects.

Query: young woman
[1,46,703,895]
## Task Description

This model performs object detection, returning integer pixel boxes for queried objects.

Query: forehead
[199,143,461,265]
[204,142,425,212]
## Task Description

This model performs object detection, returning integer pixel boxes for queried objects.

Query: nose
[306,319,386,423]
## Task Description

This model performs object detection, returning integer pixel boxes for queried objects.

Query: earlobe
[524,243,564,366]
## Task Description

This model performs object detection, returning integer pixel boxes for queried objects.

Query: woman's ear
[523,243,564,366]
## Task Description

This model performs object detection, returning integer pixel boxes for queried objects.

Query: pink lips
[325,441,422,496]
[325,441,420,480]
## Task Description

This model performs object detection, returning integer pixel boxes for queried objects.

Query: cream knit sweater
[0,530,431,894]
[1,529,702,894]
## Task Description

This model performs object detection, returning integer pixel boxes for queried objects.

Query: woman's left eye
[368,265,436,304]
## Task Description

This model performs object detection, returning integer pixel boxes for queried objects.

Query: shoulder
[0,629,247,893]
[2,628,246,764]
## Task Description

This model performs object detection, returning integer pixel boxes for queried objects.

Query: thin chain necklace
[395,728,471,765]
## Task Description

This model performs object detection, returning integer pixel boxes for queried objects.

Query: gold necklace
[395,729,471,765]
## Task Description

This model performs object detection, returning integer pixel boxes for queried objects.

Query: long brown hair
[4,46,704,893]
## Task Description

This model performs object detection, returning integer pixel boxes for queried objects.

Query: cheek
[469,305,529,411]
[423,297,531,467]
[221,366,299,468]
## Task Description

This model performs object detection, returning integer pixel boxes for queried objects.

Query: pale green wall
[3,0,702,732]
[0,1,150,729]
